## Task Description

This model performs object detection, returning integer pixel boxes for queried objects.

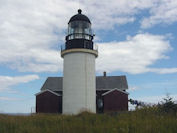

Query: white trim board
[35,89,61,96]
[102,88,129,96]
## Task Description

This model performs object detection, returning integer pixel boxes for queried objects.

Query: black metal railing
[61,43,98,52]
[66,33,93,41]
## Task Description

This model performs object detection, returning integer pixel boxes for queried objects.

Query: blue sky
[0,0,177,113]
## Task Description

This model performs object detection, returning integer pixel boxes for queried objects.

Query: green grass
[0,107,177,133]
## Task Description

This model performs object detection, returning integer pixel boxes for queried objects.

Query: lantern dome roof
[68,9,91,24]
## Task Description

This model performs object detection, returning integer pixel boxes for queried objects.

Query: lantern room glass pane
[68,21,92,35]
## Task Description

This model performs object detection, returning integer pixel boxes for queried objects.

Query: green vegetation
[0,108,177,133]
[157,94,177,114]
[0,96,177,133]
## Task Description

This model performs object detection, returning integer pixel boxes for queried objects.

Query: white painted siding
[63,52,96,114]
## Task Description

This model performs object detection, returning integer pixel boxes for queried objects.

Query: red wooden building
[36,73,129,113]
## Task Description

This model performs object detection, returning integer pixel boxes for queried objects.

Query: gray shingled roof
[41,76,128,91]
[96,76,128,90]
[41,77,63,91]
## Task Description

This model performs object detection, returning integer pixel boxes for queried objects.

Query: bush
[158,95,177,114]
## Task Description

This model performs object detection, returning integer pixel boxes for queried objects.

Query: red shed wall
[103,90,128,112]
[36,91,62,113]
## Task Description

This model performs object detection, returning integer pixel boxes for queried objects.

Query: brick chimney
[103,71,106,77]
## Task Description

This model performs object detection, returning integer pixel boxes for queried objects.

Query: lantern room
[65,9,94,50]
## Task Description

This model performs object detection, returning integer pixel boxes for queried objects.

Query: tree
[160,94,177,114]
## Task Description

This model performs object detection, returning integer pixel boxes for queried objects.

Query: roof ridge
[96,75,126,77]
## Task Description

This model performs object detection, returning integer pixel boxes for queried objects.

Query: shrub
[158,94,177,114]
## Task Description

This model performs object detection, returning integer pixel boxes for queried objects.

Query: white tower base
[61,49,98,114]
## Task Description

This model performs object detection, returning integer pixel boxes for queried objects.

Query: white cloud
[141,0,177,28]
[0,0,176,73]
[0,97,18,101]
[0,75,39,91]
[136,94,177,104]
[0,0,78,73]
[128,86,139,91]
[96,33,177,74]
[82,0,154,29]
[150,68,177,74]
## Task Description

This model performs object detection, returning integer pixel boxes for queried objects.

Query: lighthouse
[61,9,98,114]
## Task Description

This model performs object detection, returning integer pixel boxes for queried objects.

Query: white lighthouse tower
[61,9,98,114]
